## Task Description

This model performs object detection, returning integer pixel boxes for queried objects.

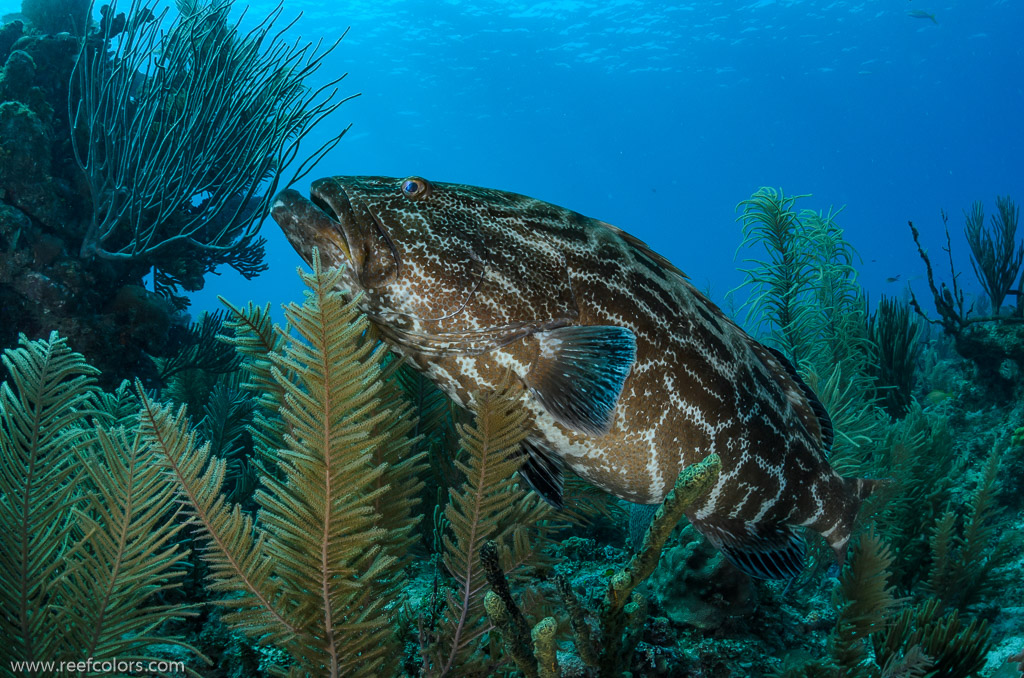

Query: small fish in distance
[908,9,938,23]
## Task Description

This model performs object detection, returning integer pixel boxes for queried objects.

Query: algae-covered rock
[0,101,56,216]
[108,284,176,355]
[2,33,78,116]
[10,32,78,82]
[0,20,24,64]
[0,201,30,252]
[20,0,89,36]
[0,100,50,184]
[955,320,1024,391]
[1,48,35,89]
[647,525,754,630]
[0,100,76,230]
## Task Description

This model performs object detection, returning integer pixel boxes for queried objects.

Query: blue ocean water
[159,1,1020,317]
[2,2,1022,672]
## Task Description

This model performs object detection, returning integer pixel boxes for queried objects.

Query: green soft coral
[0,332,203,673]
[141,252,426,677]
[734,188,880,475]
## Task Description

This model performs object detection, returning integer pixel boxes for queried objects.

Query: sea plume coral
[70,0,352,298]
[964,197,1022,315]
[0,332,201,672]
[138,253,425,677]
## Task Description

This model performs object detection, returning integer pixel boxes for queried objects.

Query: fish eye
[401,176,431,199]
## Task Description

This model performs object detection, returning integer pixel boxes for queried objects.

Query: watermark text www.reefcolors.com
[9,657,187,675]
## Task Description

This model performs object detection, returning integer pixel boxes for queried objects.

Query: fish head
[273,175,584,354]
[272,175,569,336]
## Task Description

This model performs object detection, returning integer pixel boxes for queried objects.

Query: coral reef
[732,186,1021,676]
[140,255,426,677]
[867,296,923,418]
[780,529,997,677]
[70,0,345,270]
[0,258,427,676]
[0,0,349,385]
[646,525,754,631]
[734,187,878,468]
[418,382,538,676]
[908,199,1024,391]
[2,163,1023,678]
[484,455,722,677]
[965,198,1022,315]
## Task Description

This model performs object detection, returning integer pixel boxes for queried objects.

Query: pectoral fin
[525,325,636,435]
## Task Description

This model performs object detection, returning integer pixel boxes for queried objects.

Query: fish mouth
[272,177,402,288]
[271,187,353,265]
[310,190,344,225]
[314,178,403,286]
[310,181,357,245]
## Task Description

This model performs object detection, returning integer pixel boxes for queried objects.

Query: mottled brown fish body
[272,176,875,578]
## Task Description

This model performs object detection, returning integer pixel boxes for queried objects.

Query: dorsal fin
[766,346,834,455]
[597,220,689,281]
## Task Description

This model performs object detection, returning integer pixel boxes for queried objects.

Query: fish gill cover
[0,0,1023,676]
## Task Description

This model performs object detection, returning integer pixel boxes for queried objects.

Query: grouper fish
[271,175,877,580]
